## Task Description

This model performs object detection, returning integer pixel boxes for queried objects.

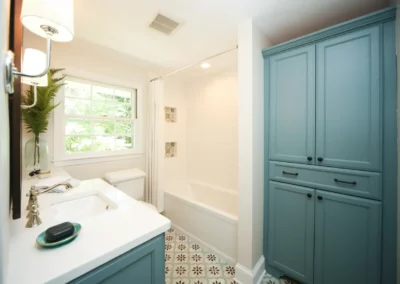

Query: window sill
[53,152,144,167]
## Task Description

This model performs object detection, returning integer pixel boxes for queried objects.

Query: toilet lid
[104,168,146,184]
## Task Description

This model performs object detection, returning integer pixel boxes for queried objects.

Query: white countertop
[7,174,171,284]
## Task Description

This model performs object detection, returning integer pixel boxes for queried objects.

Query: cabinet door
[316,26,381,171]
[70,234,165,284]
[314,191,381,284]
[268,182,315,284]
[269,45,315,164]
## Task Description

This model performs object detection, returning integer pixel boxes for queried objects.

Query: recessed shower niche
[165,142,177,158]
[164,107,177,123]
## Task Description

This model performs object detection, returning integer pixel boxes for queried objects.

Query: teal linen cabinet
[269,45,316,165]
[263,7,397,284]
[268,182,315,284]
[315,26,381,171]
[314,191,381,284]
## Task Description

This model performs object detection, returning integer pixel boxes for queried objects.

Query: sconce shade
[21,48,48,86]
[21,0,74,42]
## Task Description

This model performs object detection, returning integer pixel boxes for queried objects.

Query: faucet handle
[26,186,45,210]
[26,204,42,228]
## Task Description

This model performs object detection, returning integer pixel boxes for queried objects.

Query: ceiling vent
[149,14,180,35]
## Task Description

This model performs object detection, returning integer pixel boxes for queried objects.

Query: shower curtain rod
[150,45,238,82]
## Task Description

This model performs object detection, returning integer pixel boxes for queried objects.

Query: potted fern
[22,68,65,178]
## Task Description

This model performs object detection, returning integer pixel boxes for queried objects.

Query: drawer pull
[282,171,298,176]
[334,178,357,185]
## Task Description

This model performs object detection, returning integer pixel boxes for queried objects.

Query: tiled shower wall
[186,72,238,191]
[164,71,238,191]
[164,78,187,188]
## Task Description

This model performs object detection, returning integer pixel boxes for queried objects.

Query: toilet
[104,168,158,212]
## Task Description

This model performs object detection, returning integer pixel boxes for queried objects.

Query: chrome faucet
[26,183,73,228]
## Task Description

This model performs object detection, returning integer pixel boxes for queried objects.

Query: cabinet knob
[317,196,323,201]
[307,193,312,198]
[317,157,323,162]
[307,156,312,161]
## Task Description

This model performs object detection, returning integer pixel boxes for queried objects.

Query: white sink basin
[50,193,117,222]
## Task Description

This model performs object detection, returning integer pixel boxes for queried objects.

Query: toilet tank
[104,169,147,200]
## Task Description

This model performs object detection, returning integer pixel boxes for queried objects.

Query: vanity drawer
[269,162,382,200]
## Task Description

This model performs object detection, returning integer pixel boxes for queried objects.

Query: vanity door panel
[69,234,165,284]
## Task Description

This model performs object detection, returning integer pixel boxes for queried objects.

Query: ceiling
[74,0,389,73]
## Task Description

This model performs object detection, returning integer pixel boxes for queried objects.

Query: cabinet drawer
[269,162,381,200]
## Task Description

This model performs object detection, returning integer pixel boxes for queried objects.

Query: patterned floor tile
[222,264,235,278]
[165,228,298,284]
[204,253,219,264]
[206,264,223,278]
[173,264,190,278]
[190,264,206,277]
[192,279,207,284]
[207,278,226,284]
[175,252,189,263]
[190,252,205,263]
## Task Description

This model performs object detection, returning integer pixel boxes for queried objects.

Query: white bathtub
[164,180,238,263]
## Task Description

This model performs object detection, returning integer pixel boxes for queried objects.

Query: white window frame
[53,76,144,166]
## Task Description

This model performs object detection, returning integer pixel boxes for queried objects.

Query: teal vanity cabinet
[263,7,397,284]
[69,234,165,284]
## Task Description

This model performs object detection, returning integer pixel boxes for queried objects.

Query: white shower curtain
[146,79,164,212]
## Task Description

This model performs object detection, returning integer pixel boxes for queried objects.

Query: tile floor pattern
[165,228,298,284]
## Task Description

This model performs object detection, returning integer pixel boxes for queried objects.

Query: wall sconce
[4,0,74,94]
[20,48,48,109]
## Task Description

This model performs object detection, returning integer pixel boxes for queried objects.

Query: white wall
[186,72,238,190]
[0,0,10,282]
[235,18,271,284]
[22,31,151,180]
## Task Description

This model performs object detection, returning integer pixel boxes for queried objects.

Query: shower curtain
[146,79,165,212]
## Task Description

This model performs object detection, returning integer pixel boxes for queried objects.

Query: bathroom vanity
[7,175,170,284]
[263,7,397,284]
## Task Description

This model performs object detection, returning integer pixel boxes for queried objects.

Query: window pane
[92,100,115,118]
[92,86,114,101]
[92,136,115,152]
[65,81,91,99]
[115,135,133,150]
[92,120,114,135]
[115,121,132,135]
[66,136,92,153]
[115,90,132,104]
[66,119,91,135]
[65,98,91,116]
[115,103,131,118]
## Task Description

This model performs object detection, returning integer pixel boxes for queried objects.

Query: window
[54,77,143,165]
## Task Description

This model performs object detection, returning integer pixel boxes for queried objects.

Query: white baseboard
[234,256,266,284]
[171,224,237,265]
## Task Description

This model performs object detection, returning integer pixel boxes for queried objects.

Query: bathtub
[164,180,238,263]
